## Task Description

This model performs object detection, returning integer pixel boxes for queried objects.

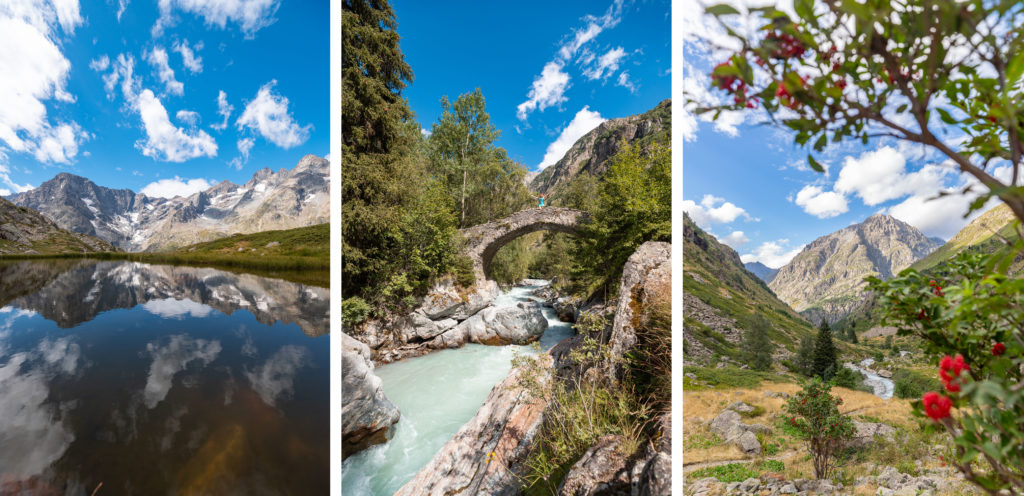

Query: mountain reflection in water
[0,260,328,495]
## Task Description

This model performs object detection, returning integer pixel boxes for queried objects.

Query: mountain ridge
[769,214,941,324]
[0,197,116,255]
[10,154,329,252]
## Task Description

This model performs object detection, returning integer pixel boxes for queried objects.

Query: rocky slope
[743,261,779,283]
[0,198,115,254]
[9,155,329,252]
[683,214,816,365]
[769,214,941,324]
[912,203,1016,271]
[530,100,670,198]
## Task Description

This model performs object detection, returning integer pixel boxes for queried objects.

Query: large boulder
[557,435,630,496]
[394,355,552,496]
[707,409,762,455]
[341,333,400,459]
[637,414,672,496]
[605,241,671,381]
[435,302,548,347]
[418,277,499,321]
[850,421,897,448]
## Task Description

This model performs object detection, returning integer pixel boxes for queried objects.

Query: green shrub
[342,296,372,327]
[783,378,855,479]
[760,459,785,472]
[892,368,943,400]
[453,255,475,288]
[831,366,869,392]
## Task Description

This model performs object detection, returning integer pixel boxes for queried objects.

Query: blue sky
[0,0,328,199]
[392,0,670,172]
[680,0,1009,269]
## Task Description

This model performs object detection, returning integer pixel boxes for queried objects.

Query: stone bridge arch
[459,207,590,281]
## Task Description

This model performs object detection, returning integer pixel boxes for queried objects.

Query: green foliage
[625,296,672,413]
[685,366,785,390]
[342,297,371,327]
[342,0,460,310]
[793,336,816,377]
[760,459,785,472]
[783,378,855,479]
[453,254,475,288]
[572,141,670,298]
[741,314,775,371]
[489,236,533,285]
[830,366,868,392]
[892,368,943,400]
[427,88,532,229]
[516,351,645,494]
[869,248,1024,492]
[173,224,329,259]
[689,463,760,483]
[812,321,838,381]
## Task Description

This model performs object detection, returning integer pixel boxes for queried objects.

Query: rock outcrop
[393,355,552,496]
[605,241,671,381]
[707,409,767,455]
[557,435,631,495]
[531,99,670,198]
[341,333,400,459]
[0,198,115,254]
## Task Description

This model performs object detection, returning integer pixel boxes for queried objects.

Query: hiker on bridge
[531,193,546,208]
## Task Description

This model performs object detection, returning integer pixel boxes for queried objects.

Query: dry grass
[683,381,928,486]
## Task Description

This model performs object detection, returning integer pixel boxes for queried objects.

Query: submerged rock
[341,333,400,459]
[394,355,552,495]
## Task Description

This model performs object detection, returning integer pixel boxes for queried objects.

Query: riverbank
[0,253,328,287]
[342,281,573,494]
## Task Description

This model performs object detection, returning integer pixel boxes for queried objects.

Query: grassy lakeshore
[0,224,329,287]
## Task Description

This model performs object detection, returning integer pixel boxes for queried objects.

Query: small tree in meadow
[784,378,854,480]
[812,320,839,380]
[741,314,775,371]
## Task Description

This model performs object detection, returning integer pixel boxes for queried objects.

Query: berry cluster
[765,31,806,59]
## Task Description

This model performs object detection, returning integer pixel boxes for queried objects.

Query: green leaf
[807,154,825,173]
[706,4,741,16]
[1007,49,1024,86]
[936,107,958,125]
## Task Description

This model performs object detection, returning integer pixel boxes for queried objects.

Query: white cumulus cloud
[211,90,232,131]
[741,239,805,269]
[0,3,85,164]
[135,89,218,161]
[154,0,281,38]
[173,39,203,73]
[538,106,606,169]
[145,47,183,96]
[516,62,571,121]
[683,194,755,227]
[175,109,199,125]
[793,185,849,218]
[140,176,216,198]
[236,80,311,148]
[583,46,626,80]
[720,230,749,249]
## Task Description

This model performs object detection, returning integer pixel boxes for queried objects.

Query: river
[844,358,895,399]
[341,279,574,495]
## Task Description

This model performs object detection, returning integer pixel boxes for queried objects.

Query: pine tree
[794,336,816,377]
[342,0,457,308]
[741,315,775,371]
[812,320,839,380]
[848,327,858,344]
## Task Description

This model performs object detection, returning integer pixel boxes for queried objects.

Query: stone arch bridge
[459,207,590,280]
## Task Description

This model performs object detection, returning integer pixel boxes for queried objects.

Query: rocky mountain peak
[10,155,329,252]
[769,214,942,323]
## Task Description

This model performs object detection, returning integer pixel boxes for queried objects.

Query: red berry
[993,342,1006,356]
[922,391,952,420]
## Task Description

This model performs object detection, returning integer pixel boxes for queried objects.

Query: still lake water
[341,280,574,495]
[0,260,329,495]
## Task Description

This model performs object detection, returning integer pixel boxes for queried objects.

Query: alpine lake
[0,259,329,495]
